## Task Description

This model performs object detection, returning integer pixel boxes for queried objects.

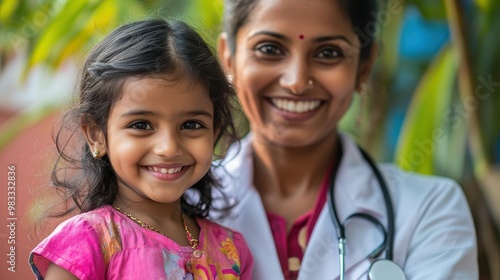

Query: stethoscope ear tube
[357,146,395,260]
[345,213,387,259]
[327,142,346,280]
[328,142,405,279]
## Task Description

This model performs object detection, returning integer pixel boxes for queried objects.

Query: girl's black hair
[222,0,379,61]
[46,19,238,220]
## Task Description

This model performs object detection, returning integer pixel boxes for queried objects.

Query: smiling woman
[211,0,479,279]
[219,0,374,148]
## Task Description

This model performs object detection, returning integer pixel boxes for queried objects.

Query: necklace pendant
[192,249,202,259]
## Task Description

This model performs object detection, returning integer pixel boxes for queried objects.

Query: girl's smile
[103,75,215,205]
[143,164,189,181]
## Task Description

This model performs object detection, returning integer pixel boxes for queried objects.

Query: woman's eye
[181,121,203,130]
[256,44,283,56]
[129,121,152,130]
[317,47,344,59]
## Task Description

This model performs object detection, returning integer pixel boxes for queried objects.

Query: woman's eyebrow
[314,35,353,45]
[248,31,352,46]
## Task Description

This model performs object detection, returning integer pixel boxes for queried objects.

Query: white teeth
[271,98,321,113]
[148,166,182,174]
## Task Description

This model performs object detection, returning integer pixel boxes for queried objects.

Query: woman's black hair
[46,19,238,220]
[222,0,379,61]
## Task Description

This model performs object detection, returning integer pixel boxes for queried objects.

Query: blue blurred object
[399,5,450,60]
[383,5,450,160]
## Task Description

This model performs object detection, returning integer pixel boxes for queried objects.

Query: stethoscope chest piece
[368,259,406,280]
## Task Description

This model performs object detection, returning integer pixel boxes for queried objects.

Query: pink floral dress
[30,205,253,279]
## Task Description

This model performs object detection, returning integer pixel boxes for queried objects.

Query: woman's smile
[267,97,325,122]
[269,98,323,113]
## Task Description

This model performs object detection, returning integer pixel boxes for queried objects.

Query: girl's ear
[356,42,378,92]
[81,122,107,159]
[217,32,234,76]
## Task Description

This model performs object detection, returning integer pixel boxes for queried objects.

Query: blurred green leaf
[395,45,457,174]
[0,0,19,23]
[182,0,223,46]
[412,0,447,19]
[476,0,493,12]
[433,81,467,180]
[28,0,99,68]
[476,1,500,158]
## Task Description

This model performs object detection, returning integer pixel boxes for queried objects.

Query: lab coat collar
[221,133,387,217]
[300,133,388,279]
[215,133,388,279]
[335,133,387,219]
[214,134,284,279]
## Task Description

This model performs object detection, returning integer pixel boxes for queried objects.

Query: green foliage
[395,46,463,177]
[412,0,447,19]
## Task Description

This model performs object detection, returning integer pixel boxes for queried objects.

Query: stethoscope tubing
[358,147,395,260]
[327,144,396,279]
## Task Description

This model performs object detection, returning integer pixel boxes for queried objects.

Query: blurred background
[0,0,498,278]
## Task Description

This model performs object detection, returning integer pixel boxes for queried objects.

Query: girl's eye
[181,121,203,130]
[316,47,344,59]
[255,44,283,56]
[129,121,152,130]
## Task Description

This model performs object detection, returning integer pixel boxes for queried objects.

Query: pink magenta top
[266,162,333,279]
[30,205,253,280]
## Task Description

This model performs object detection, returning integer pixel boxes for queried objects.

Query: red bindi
[299,34,304,40]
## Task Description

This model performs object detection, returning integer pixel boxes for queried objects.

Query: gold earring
[92,149,100,159]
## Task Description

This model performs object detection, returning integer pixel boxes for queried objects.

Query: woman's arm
[403,179,478,279]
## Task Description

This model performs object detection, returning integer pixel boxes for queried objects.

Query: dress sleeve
[232,230,254,280]
[30,216,106,280]
[403,179,478,279]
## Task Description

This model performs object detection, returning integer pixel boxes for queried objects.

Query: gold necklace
[113,206,199,249]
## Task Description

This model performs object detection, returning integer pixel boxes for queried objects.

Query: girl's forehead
[123,75,207,95]
[111,75,213,117]
[110,75,211,112]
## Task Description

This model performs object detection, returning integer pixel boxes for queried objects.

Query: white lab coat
[211,133,478,280]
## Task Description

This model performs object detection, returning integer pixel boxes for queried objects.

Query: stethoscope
[327,144,406,280]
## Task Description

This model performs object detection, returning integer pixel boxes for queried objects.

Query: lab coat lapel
[216,135,284,280]
[232,190,284,279]
[299,134,387,279]
[298,205,339,279]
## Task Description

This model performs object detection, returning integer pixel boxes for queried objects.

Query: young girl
[29,19,253,280]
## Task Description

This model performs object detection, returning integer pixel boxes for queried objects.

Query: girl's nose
[279,57,314,95]
[154,132,182,158]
